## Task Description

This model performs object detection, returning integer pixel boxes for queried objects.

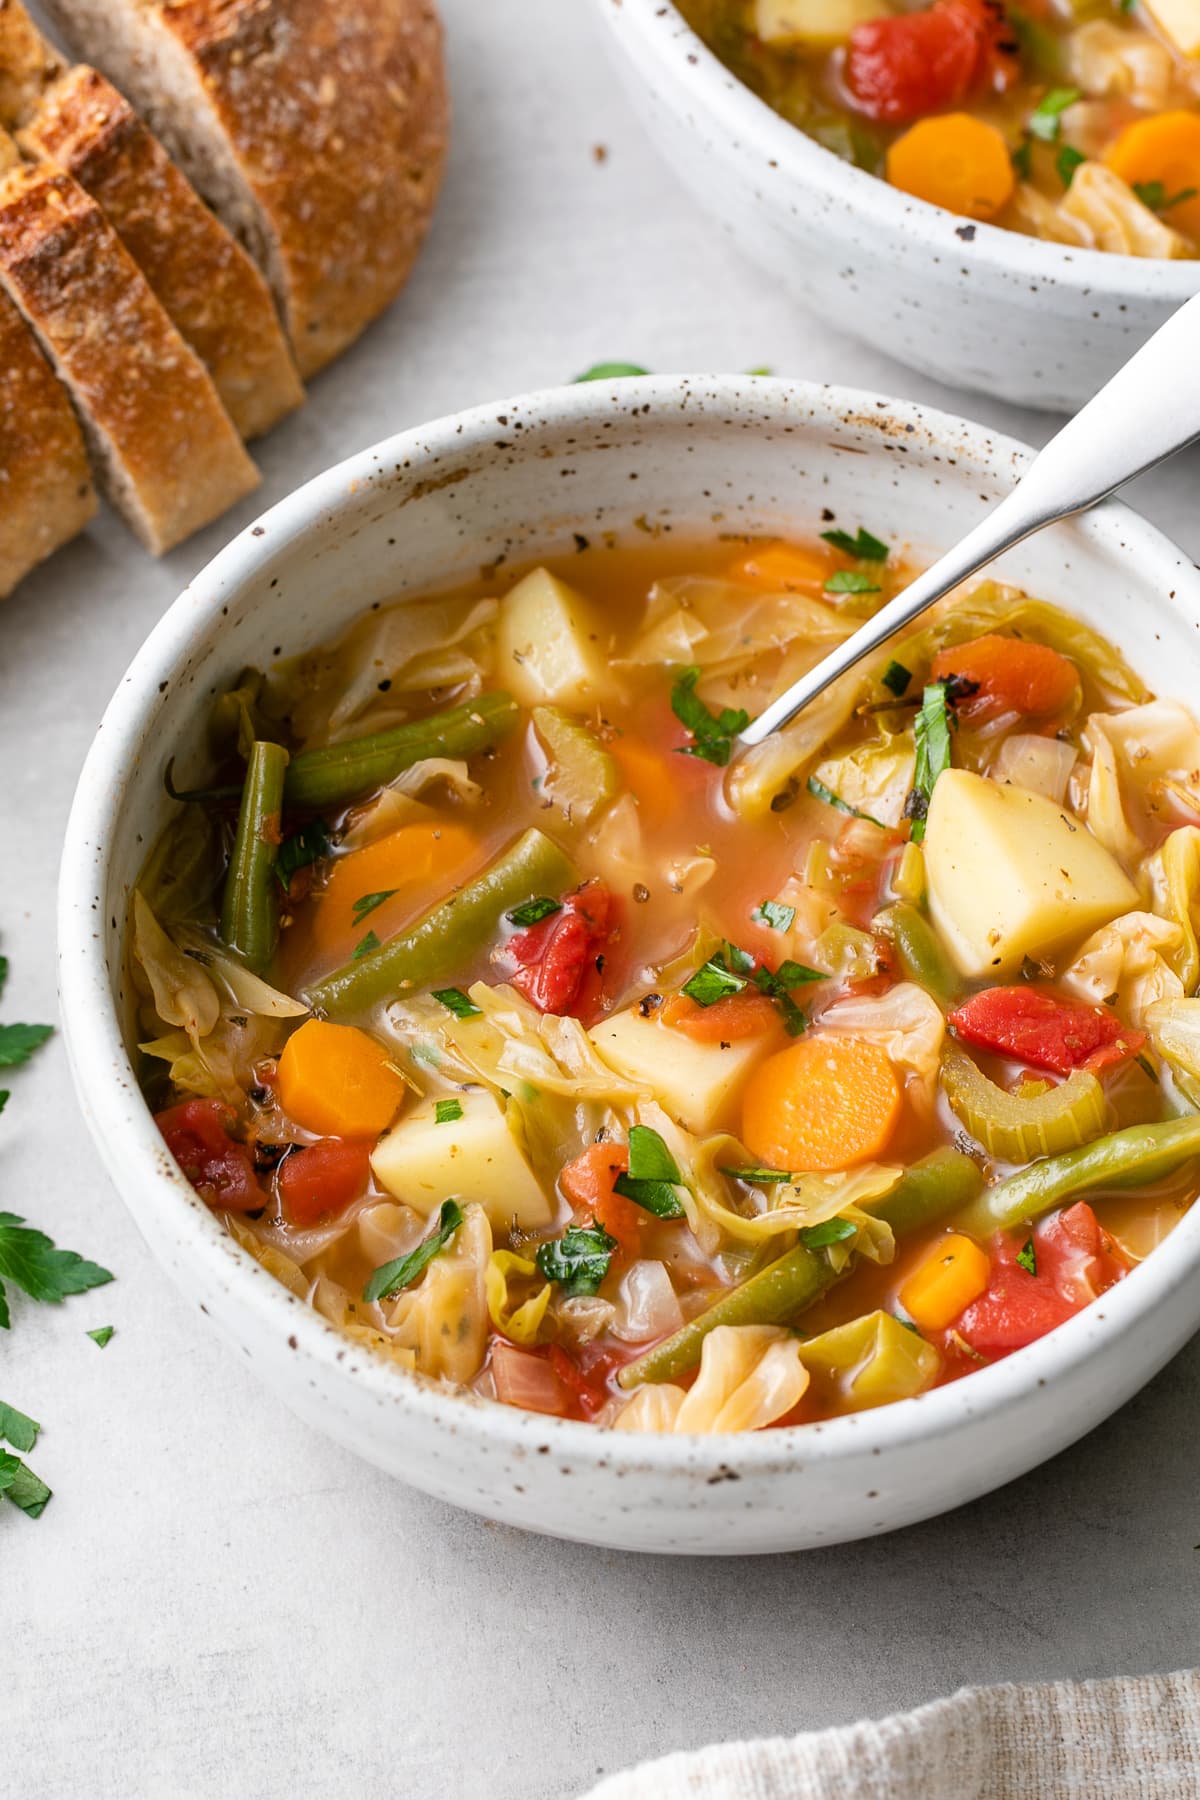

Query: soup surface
[134,529,1200,1433]
[679,0,1200,256]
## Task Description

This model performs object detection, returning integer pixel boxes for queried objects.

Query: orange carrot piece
[276,1018,407,1138]
[741,1036,902,1172]
[661,989,781,1043]
[302,822,479,964]
[930,633,1078,723]
[1106,111,1200,242]
[886,114,1014,221]
[725,540,838,593]
[610,736,682,819]
[559,1142,641,1259]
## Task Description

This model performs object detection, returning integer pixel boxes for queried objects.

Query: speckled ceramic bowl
[59,376,1200,1553]
[594,0,1200,413]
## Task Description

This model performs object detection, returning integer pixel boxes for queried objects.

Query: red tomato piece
[277,1137,372,1229]
[930,634,1079,724]
[949,986,1145,1076]
[559,1141,641,1260]
[507,882,614,1016]
[155,1098,264,1212]
[547,1344,613,1420]
[957,1202,1128,1357]
[846,0,1016,126]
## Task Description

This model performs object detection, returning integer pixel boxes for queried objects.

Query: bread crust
[46,0,450,378]
[0,0,62,129]
[20,65,303,438]
[0,283,96,597]
[0,161,259,553]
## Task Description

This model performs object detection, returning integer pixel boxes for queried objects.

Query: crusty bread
[20,64,304,438]
[0,159,260,553]
[42,0,450,378]
[0,281,96,598]
[0,0,61,130]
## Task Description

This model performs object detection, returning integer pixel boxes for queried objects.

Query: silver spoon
[740,293,1200,748]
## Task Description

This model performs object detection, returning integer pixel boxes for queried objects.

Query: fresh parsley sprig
[681,942,821,1037]
[906,680,955,844]
[670,667,750,767]
[536,1224,617,1296]
[820,525,889,561]
[613,1124,688,1219]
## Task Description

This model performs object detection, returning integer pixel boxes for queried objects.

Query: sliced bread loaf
[0,157,260,553]
[42,0,449,378]
[0,0,61,128]
[20,64,304,439]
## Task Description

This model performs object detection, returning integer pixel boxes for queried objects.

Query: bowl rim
[598,0,1200,302]
[58,372,1200,1478]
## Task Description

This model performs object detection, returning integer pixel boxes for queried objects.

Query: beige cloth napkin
[580,1669,1200,1799]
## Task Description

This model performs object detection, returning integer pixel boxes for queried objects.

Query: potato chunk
[496,568,609,708]
[755,0,888,46]
[924,769,1138,979]
[589,1007,776,1133]
[371,1089,551,1231]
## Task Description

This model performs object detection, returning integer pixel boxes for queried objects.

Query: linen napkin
[580,1668,1200,1798]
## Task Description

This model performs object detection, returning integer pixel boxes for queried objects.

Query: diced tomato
[660,987,780,1043]
[155,1098,264,1212]
[547,1345,613,1420]
[957,1201,1129,1358]
[929,634,1079,725]
[277,1137,372,1228]
[949,986,1144,1076]
[507,881,614,1017]
[560,1141,641,1260]
[846,0,1017,126]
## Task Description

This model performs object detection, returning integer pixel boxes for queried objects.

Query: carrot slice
[560,1141,641,1260]
[930,633,1078,723]
[661,989,781,1043]
[741,1036,902,1172]
[303,821,479,963]
[885,113,1014,221]
[276,1018,407,1138]
[725,540,838,593]
[1106,111,1200,242]
[610,735,682,819]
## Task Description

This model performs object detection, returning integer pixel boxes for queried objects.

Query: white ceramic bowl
[594,0,1200,413]
[60,376,1200,1553]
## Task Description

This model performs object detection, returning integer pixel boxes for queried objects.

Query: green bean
[219,740,289,972]
[953,1115,1200,1239]
[284,692,520,811]
[307,827,578,1017]
[618,1148,982,1389]
[876,902,959,1006]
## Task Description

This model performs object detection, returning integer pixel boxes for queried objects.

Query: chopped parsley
[0,1023,53,1068]
[574,361,650,381]
[0,1451,50,1520]
[364,1199,464,1302]
[535,1224,618,1296]
[613,1125,687,1219]
[825,569,881,597]
[506,896,563,927]
[0,1213,114,1331]
[670,666,750,767]
[821,525,889,561]
[1029,88,1080,142]
[432,987,481,1020]
[1012,136,1033,181]
[882,660,912,697]
[86,1325,115,1349]
[276,819,333,892]
[1056,144,1085,188]
[719,1165,795,1184]
[798,1217,858,1249]
[1017,1237,1038,1277]
[682,954,748,1007]
[806,775,884,828]
[351,929,380,961]
[752,899,796,933]
[907,681,955,845]
[351,888,398,924]
[0,1401,39,1452]
[1133,179,1198,213]
[682,942,820,1037]
[434,1099,464,1124]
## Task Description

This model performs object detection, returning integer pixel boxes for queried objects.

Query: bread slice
[0,0,61,128]
[19,64,303,438]
[42,0,449,378]
[0,157,260,553]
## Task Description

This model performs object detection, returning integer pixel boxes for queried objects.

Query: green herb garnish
[434,1099,464,1124]
[352,889,399,924]
[1132,179,1199,213]
[276,819,333,892]
[670,666,750,767]
[506,897,563,927]
[882,660,911,697]
[0,1401,39,1452]
[432,987,482,1020]
[1017,1237,1038,1277]
[613,1124,687,1219]
[907,681,954,845]
[1056,144,1085,188]
[574,362,650,382]
[0,1451,50,1519]
[821,526,889,561]
[0,1023,53,1068]
[825,570,881,597]
[798,1218,858,1249]
[719,1165,795,1184]
[364,1199,464,1302]
[682,942,820,1037]
[806,775,885,828]
[1012,136,1033,180]
[752,899,796,932]
[0,1214,114,1332]
[1029,88,1080,142]
[535,1224,618,1297]
[87,1326,115,1349]
[351,929,380,961]
[682,955,748,1007]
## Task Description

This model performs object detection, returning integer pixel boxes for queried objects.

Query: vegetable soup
[134,529,1200,1433]
[678,0,1200,256]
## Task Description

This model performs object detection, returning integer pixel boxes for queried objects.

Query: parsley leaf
[352,889,398,924]
[351,930,380,961]
[719,1165,795,1184]
[806,775,884,828]
[825,569,881,596]
[0,1450,51,1519]
[432,987,481,1020]
[0,955,7,999]
[434,1098,464,1124]
[536,1224,617,1297]
[798,1217,858,1249]
[907,681,954,845]
[1133,179,1199,213]
[1017,1237,1038,1276]
[613,1124,687,1219]
[0,1400,40,1453]
[1029,87,1080,141]
[670,667,750,767]
[276,819,333,891]
[1012,136,1033,180]
[506,897,562,927]
[1056,144,1085,188]
[574,362,650,381]
[0,1023,53,1068]
[0,1213,114,1329]
[682,956,747,1006]
[363,1199,464,1302]
[682,943,820,1037]
[753,899,796,932]
[882,660,911,697]
[821,526,889,561]
[87,1325,115,1348]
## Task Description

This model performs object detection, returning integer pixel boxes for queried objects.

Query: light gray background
[4,3,1199,1795]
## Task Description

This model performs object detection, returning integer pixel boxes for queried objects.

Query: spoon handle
[740,292,1200,748]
